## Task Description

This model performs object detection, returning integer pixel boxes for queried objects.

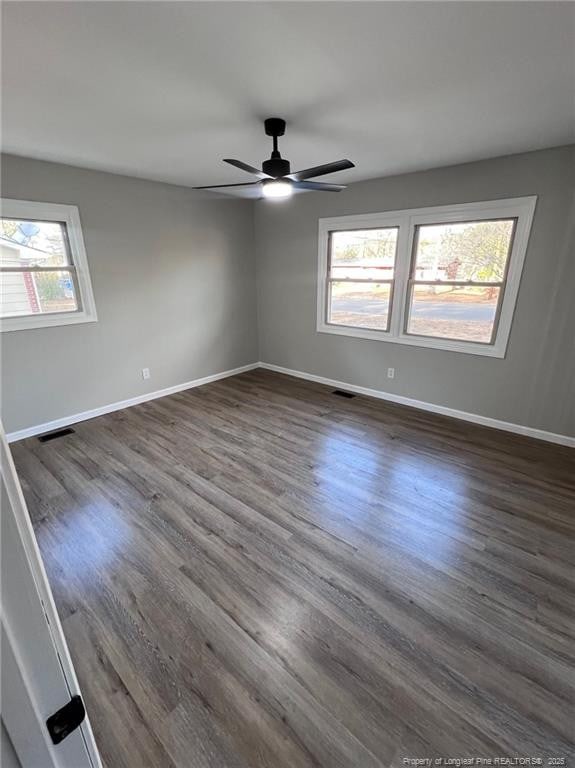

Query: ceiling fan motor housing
[263,156,291,177]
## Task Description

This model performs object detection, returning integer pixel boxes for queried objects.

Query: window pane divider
[409,279,503,288]
[328,277,394,284]
[0,266,76,273]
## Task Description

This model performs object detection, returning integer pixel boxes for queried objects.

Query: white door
[1,424,102,768]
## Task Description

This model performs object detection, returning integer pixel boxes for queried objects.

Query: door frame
[1,423,102,768]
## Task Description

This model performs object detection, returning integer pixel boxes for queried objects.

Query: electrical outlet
[142,368,150,380]
[387,367,395,379]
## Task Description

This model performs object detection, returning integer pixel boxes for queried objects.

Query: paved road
[332,298,494,321]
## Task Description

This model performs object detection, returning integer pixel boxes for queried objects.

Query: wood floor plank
[11,369,575,766]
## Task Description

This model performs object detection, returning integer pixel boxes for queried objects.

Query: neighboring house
[0,237,50,317]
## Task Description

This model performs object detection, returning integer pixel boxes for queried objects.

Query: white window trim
[317,196,537,358]
[1,199,97,332]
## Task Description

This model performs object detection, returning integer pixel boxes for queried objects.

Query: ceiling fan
[194,118,355,200]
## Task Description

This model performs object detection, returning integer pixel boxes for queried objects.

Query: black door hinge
[46,695,86,745]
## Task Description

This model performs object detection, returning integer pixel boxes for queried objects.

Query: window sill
[317,321,507,358]
[1,310,98,333]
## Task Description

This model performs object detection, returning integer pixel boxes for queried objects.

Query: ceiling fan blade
[223,159,271,179]
[287,159,354,182]
[193,182,261,190]
[293,181,346,192]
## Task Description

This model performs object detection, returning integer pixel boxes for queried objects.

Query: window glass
[1,218,79,319]
[1,219,71,267]
[405,218,516,344]
[330,228,398,279]
[329,282,392,331]
[327,228,397,331]
[407,284,500,343]
[413,219,515,283]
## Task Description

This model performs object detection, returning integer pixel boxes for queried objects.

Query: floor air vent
[332,390,356,399]
[38,427,76,443]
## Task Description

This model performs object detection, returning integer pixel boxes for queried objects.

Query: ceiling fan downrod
[263,118,291,178]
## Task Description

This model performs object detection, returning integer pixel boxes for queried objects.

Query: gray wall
[255,145,575,437]
[1,721,21,768]
[1,154,258,434]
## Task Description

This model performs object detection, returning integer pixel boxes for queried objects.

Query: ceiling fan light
[262,179,293,200]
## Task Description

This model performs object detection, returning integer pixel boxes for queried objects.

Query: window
[406,219,515,344]
[317,197,536,357]
[1,199,97,331]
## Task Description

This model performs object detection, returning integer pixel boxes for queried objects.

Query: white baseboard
[7,360,573,448]
[6,363,259,443]
[258,362,575,448]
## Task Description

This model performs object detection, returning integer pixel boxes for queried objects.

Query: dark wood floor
[12,369,575,767]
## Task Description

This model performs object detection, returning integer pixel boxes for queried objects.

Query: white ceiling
[2,2,574,189]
